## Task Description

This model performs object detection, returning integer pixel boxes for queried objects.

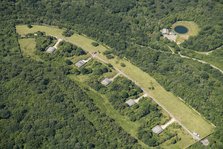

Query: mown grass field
[172,21,199,43]
[16,25,215,148]
[18,38,42,61]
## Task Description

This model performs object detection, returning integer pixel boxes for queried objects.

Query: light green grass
[16,25,215,147]
[18,38,42,61]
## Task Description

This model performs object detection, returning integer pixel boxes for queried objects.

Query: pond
[174,26,188,34]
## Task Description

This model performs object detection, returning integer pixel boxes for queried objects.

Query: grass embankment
[172,21,199,43]
[16,25,215,148]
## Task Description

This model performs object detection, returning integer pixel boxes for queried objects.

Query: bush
[62,29,74,37]
[27,24,33,28]
[65,59,73,65]
[120,63,126,67]
[91,42,99,47]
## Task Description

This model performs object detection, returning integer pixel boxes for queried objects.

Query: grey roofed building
[75,60,86,68]
[101,78,112,86]
[46,47,56,53]
[125,99,136,107]
[152,125,163,134]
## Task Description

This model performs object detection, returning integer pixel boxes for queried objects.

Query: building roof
[125,99,136,107]
[201,138,209,146]
[46,47,56,53]
[101,78,112,86]
[152,125,163,134]
[161,28,169,34]
[75,60,86,68]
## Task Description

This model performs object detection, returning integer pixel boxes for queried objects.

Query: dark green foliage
[35,35,56,51]
[58,41,86,57]
[0,3,141,148]
[99,0,136,13]
[27,24,32,28]
[120,63,126,67]
[65,59,73,65]
[80,68,93,75]
[0,37,140,149]
[91,42,99,47]
[103,50,114,59]
[62,29,74,37]
[89,77,143,111]
[2,0,223,147]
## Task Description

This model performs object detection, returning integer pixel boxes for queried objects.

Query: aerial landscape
[0,0,223,149]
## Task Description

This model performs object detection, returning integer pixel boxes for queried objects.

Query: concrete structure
[101,78,112,86]
[75,60,86,68]
[53,38,63,49]
[161,118,175,130]
[134,94,147,103]
[152,125,163,134]
[46,47,56,53]
[201,138,209,146]
[161,28,177,42]
[125,99,136,107]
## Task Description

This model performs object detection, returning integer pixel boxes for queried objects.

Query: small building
[152,125,163,134]
[101,78,112,86]
[46,47,56,53]
[125,99,136,107]
[75,60,86,68]
[161,28,169,34]
[201,138,209,146]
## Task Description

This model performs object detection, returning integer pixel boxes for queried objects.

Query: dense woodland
[1,0,223,148]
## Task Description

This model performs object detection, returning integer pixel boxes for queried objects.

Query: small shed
[152,125,163,134]
[46,47,56,53]
[101,78,112,86]
[125,99,136,107]
[75,60,86,68]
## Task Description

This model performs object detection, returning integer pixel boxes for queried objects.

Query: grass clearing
[16,25,215,148]
[18,38,42,61]
[172,21,199,43]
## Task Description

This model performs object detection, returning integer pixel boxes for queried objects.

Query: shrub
[91,42,99,47]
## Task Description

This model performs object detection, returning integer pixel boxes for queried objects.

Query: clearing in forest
[16,25,215,148]
[18,38,42,61]
[172,21,199,43]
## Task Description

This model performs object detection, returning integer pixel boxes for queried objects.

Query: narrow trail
[53,38,63,49]
[167,46,223,75]
[110,72,120,81]
[178,52,223,74]
[195,45,223,55]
